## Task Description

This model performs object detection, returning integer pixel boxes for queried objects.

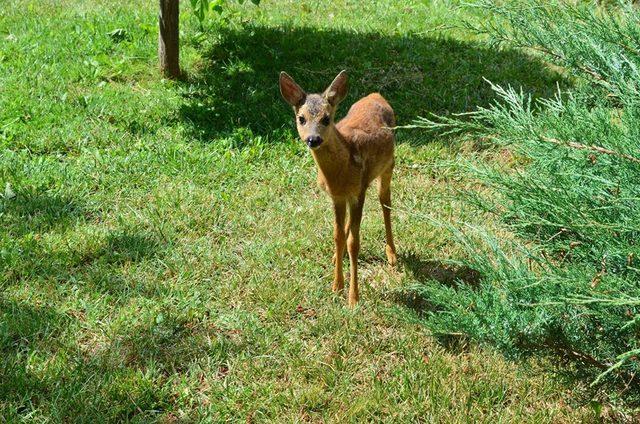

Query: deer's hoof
[332,279,344,292]
[386,245,397,267]
[348,295,359,308]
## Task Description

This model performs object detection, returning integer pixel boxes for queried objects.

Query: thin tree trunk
[159,0,180,78]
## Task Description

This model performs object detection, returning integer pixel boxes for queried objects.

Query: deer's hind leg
[378,164,397,267]
[347,193,365,307]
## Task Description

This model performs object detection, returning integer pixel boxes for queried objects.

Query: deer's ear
[323,70,348,106]
[279,72,306,107]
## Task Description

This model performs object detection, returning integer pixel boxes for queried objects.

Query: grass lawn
[0,0,599,421]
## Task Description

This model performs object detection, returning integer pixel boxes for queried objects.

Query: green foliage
[189,0,260,25]
[411,0,640,398]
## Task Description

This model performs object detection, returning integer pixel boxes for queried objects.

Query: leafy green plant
[410,0,640,399]
[189,0,260,25]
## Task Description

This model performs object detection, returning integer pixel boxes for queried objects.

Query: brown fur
[279,70,397,307]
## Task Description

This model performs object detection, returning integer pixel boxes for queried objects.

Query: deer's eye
[321,114,330,126]
[298,115,306,125]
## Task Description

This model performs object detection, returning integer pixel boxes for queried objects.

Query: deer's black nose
[306,135,323,148]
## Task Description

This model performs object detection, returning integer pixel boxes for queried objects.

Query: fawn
[279,70,397,307]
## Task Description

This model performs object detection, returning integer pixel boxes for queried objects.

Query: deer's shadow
[394,251,482,317]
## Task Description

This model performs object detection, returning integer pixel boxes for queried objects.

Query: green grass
[0,0,599,421]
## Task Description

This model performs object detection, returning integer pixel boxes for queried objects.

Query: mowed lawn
[1,0,596,422]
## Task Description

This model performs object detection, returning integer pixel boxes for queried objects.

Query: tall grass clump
[410,0,640,399]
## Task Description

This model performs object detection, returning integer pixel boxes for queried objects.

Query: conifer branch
[539,136,640,164]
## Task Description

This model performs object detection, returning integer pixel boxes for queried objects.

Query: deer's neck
[310,125,351,180]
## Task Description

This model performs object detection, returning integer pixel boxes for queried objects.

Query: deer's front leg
[332,200,347,292]
[347,194,365,307]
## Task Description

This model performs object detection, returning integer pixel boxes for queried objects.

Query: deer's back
[336,93,395,177]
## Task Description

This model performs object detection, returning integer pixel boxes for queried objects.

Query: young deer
[279,70,397,307]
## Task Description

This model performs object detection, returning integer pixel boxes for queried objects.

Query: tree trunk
[159,0,180,79]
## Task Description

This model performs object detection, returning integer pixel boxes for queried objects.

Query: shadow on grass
[179,24,566,144]
[395,252,481,314]
[392,252,481,352]
[0,225,180,421]
[402,251,481,289]
[1,190,87,237]
[1,192,168,310]
[0,295,239,421]
[177,24,560,363]
[0,188,181,417]
[0,299,69,357]
[0,299,72,419]
[3,227,162,294]
[0,298,177,421]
